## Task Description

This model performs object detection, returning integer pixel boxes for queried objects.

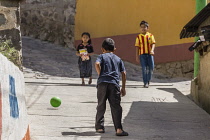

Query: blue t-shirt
[96,53,126,86]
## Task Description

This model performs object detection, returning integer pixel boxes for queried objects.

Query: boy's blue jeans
[140,54,154,85]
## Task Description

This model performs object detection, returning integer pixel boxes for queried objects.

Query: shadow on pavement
[62,131,100,137]
[61,88,210,140]
[25,81,97,87]
[25,81,174,88]
[126,84,173,88]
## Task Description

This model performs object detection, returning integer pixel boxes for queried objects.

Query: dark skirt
[78,57,92,78]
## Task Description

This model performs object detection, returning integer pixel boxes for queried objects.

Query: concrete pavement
[22,37,210,140]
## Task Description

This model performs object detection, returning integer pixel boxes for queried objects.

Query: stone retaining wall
[155,59,194,79]
[20,0,76,48]
[0,0,22,69]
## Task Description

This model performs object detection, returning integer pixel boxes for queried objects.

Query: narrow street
[22,36,210,140]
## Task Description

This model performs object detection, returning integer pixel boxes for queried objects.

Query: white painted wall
[0,53,29,140]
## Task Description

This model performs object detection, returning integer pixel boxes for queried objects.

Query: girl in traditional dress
[76,32,94,85]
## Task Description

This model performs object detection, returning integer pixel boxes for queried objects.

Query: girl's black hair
[81,32,92,44]
[140,20,149,27]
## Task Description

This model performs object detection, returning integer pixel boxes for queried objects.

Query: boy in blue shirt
[95,38,128,136]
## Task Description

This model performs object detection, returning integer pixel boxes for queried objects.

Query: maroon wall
[75,33,194,64]
[155,43,194,63]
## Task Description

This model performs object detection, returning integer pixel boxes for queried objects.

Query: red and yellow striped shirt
[135,32,156,55]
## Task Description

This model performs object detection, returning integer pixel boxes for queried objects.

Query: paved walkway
[22,37,210,140]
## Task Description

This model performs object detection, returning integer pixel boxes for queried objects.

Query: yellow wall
[75,0,195,47]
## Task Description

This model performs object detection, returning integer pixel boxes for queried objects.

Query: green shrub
[0,39,21,68]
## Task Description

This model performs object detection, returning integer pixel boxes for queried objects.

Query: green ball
[50,97,61,107]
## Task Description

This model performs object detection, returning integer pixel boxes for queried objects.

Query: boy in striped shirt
[135,20,156,88]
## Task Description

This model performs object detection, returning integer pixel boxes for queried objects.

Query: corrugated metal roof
[180,3,210,39]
